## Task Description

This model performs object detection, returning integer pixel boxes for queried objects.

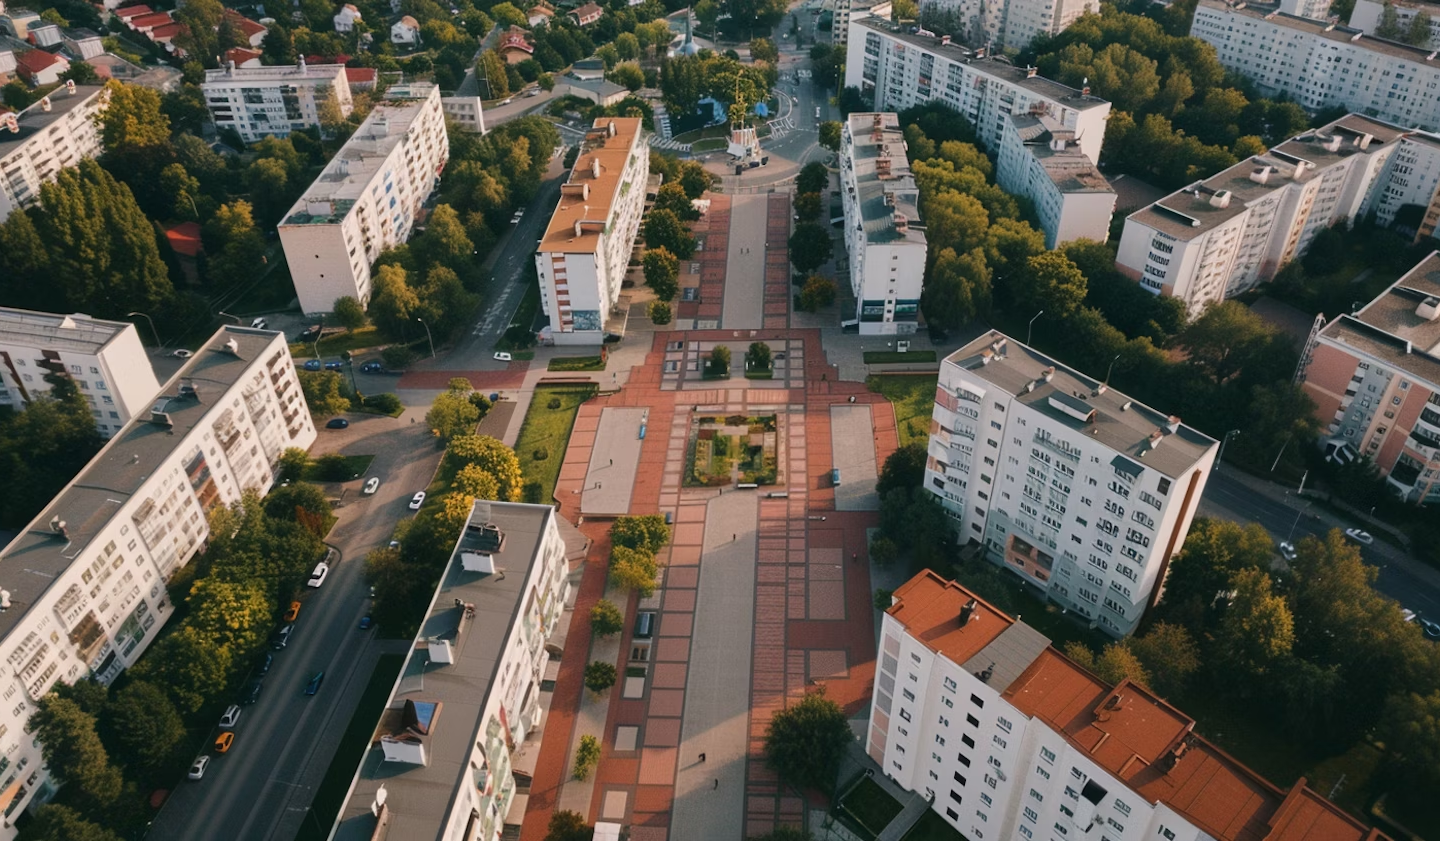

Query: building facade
[1349,0,1440,49]
[278,84,449,315]
[1369,131,1440,237]
[870,569,1393,841]
[332,501,571,841]
[921,0,1098,50]
[0,327,314,831]
[535,117,649,345]
[1191,0,1440,132]
[1301,252,1440,502]
[0,308,160,438]
[839,113,928,334]
[1115,115,1403,318]
[925,332,1216,637]
[0,82,106,223]
[996,113,1115,249]
[845,20,1111,163]
[200,59,353,144]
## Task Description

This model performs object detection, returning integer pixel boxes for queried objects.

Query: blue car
[361,361,383,373]
[324,361,344,370]
[326,418,349,429]
[359,615,374,630]
[304,672,325,696]
[302,359,322,371]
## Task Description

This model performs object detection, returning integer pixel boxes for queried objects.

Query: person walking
[699,753,707,763]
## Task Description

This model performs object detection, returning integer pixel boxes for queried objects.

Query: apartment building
[845,19,1111,164]
[996,113,1115,249]
[1191,0,1440,132]
[0,327,314,831]
[1350,0,1440,49]
[278,83,448,315]
[925,332,1216,637]
[0,308,160,438]
[200,58,353,144]
[1280,0,1333,18]
[834,0,885,48]
[535,117,649,345]
[921,0,1098,50]
[1300,252,1440,502]
[870,569,1392,841]
[331,500,571,841]
[839,113,928,334]
[0,82,106,223]
[1365,131,1440,238]
[1115,115,1403,318]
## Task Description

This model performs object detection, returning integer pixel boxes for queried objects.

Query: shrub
[522,480,544,503]
[380,345,417,370]
[548,396,562,410]
[533,447,549,461]
[363,393,403,413]
[314,453,351,482]
[584,661,617,694]
[573,734,601,780]
[590,600,624,637]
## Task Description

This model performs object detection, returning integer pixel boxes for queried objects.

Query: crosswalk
[650,136,692,152]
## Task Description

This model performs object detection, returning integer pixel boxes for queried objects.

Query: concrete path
[581,407,648,516]
[670,490,759,840]
[830,405,880,511]
[722,192,770,329]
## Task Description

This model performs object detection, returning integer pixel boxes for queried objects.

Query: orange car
[214,732,234,754]
[284,601,301,622]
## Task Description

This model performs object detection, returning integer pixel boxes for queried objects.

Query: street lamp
[1026,310,1044,346]
[1215,429,1240,471]
[217,310,243,325]
[1287,499,1313,542]
[126,311,161,349]
[416,318,435,359]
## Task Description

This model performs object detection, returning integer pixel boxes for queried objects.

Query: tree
[60,61,100,85]
[1158,518,1274,627]
[1405,10,1433,46]
[609,545,659,597]
[187,578,274,657]
[1378,690,1440,807]
[677,160,714,199]
[796,161,828,195]
[789,222,834,273]
[452,464,500,503]
[795,191,823,220]
[763,689,852,792]
[584,661,617,693]
[610,514,671,553]
[608,62,645,91]
[877,443,926,496]
[654,181,700,222]
[923,246,990,329]
[799,276,837,312]
[262,21,296,64]
[1016,251,1087,319]
[299,370,352,417]
[869,536,898,565]
[1126,623,1200,697]
[538,73,555,92]
[447,435,524,501]
[708,344,731,377]
[1216,568,1294,680]
[643,246,681,301]
[818,120,842,151]
[545,810,594,841]
[1063,641,1152,688]
[644,209,695,259]
[131,625,233,714]
[31,695,123,809]
[21,806,123,841]
[746,341,772,371]
[427,389,481,441]
[1179,301,1282,385]
[102,681,185,774]
[369,265,421,337]
[98,81,170,155]
[649,301,672,324]
[415,204,474,275]
[590,600,625,637]
[204,200,267,289]
[174,0,225,66]
[333,296,367,331]
[480,50,511,98]
[573,734,602,780]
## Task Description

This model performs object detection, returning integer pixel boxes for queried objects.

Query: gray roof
[961,621,1051,693]
[847,112,926,246]
[946,332,1217,479]
[0,308,134,355]
[853,19,1111,111]
[1009,114,1113,194]
[0,327,283,640]
[1318,251,1440,386]
[334,502,560,841]
[0,84,104,158]
[566,76,627,98]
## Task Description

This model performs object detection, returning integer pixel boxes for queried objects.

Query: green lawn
[297,653,405,841]
[867,374,938,448]
[301,454,375,483]
[290,326,394,359]
[743,367,774,379]
[865,350,938,364]
[547,355,606,372]
[839,777,904,838]
[514,385,597,502]
[672,125,732,144]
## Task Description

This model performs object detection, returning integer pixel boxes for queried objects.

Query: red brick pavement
[677,194,731,323]
[764,194,792,330]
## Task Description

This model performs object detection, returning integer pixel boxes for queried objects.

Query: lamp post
[1288,499,1313,542]
[125,311,161,349]
[217,310,243,325]
[313,313,325,361]
[1026,310,1044,346]
[416,318,435,359]
[1215,429,1240,471]
[1103,353,1121,389]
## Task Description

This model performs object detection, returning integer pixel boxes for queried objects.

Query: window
[942,696,953,708]
[900,708,911,722]
[1024,806,1038,822]
[946,807,959,821]
[903,688,915,702]
[957,753,970,767]
[1030,789,1043,802]
[949,789,963,805]
[935,735,946,746]
[962,734,974,748]
[943,677,957,692]
[970,694,985,708]
[1114,799,1131,817]
[954,772,966,786]
[966,714,980,727]
[1162,830,1176,841]
[1040,747,1056,763]
[997,716,1012,733]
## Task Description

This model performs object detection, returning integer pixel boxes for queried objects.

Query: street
[146,409,444,841]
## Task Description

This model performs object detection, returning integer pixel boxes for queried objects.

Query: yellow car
[214,732,234,754]
[284,601,301,622]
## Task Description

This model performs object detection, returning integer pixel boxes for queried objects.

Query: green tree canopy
[101,681,185,775]
[643,246,681,301]
[31,695,124,809]
[877,442,927,497]
[644,209,695,259]
[609,545,659,596]
[763,690,852,791]
[447,434,524,500]
[788,221,833,273]
[334,296,367,330]
[21,805,123,841]
[922,246,990,329]
[589,599,625,637]
[609,514,671,553]
[427,389,481,442]
[130,625,233,714]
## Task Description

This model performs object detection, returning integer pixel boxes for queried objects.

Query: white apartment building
[0,327,314,831]
[200,58,353,144]
[996,113,1115,249]
[1280,0,1333,18]
[871,569,1391,841]
[921,0,1097,50]
[846,20,1111,163]
[1369,131,1440,236]
[535,117,649,345]
[1350,0,1440,49]
[840,113,928,334]
[0,309,160,438]
[0,82,106,223]
[279,84,449,315]
[332,500,571,841]
[1116,115,1403,318]
[1191,0,1440,132]
[925,332,1216,637]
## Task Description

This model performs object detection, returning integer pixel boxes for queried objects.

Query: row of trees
[641,154,715,320]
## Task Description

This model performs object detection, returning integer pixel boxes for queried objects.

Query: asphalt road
[1198,469,1440,619]
[147,409,444,841]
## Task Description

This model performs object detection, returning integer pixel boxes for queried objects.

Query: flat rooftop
[201,61,345,85]
[853,18,1111,111]
[0,83,103,157]
[846,112,926,246]
[538,117,644,255]
[1010,114,1113,194]
[1128,113,1406,240]
[945,331,1216,478]
[334,501,558,841]
[0,327,283,640]
[1318,251,1440,386]
[0,307,134,355]
[1199,0,1440,64]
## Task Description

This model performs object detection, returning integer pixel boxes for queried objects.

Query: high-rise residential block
[200,59,352,144]
[278,84,448,315]
[1349,0,1440,49]
[925,332,1216,637]
[920,0,1098,50]
[0,83,106,223]
[996,113,1115,249]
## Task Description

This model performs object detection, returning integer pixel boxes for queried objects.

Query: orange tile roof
[164,222,203,257]
[538,117,643,255]
[114,5,153,18]
[885,569,1014,664]
[344,67,377,85]
[17,49,63,73]
[224,46,261,65]
[223,9,267,38]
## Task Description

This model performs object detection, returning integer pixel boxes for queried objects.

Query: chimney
[940,34,951,45]
[590,157,601,179]
[226,58,236,75]
[1249,165,1272,185]
[893,212,908,232]
[1081,76,1090,97]
[1042,366,1055,382]
[1026,65,1037,78]
[607,119,616,137]
[959,597,978,626]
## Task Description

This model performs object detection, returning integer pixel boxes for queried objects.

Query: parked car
[284,601,301,621]
[409,491,426,510]
[250,317,268,329]
[188,756,210,780]
[326,418,349,429]
[1277,541,1297,561]
[307,562,329,588]
[271,624,294,650]
[1344,528,1374,545]
[303,359,323,371]
[361,361,383,373]
[304,672,325,696]
[240,680,263,705]
[493,351,513,362]
[256,652,273,676]
[324,361,344,370]
[219,704,242,729]
[214,732,235,754]
[1421,617,1440,639]
[172,349,193,359]
[359,615,374,630]
[363,477,380,494]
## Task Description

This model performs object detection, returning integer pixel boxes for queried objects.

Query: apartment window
[1162,830,1176,841]
[903,688,915,702]
[1040,747,1056,763]
[946,808,959,821]
[942,696,953,708]
[954,772,966,786]
[942,677,957,692]
[962,734,975,748]
[949,790,963,805]
[935,735,946,747]
[966,714,979,727]
[899,708,911,722]
[1030,789,1043,802]
[970,694,984,708]
[1115,799,1131,817]
[957,753,970,767]
[1036,766,1051,780]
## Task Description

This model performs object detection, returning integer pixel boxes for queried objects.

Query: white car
[410,492,426,510]
[500,97,513,105]
[494,351,513,362]
[219,704,242,729]
[307,561,330,588]
[363,477,380,495]
[1344,528,1375,545]
[1277,541,1297,561]
[172,349,193,359]
[188,756,210,780]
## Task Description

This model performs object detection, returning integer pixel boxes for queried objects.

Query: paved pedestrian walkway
[830,405,880,511]
[722,193,770,329]
[764,193,793,330]
[678,195,730,326]
[580,407,648,516]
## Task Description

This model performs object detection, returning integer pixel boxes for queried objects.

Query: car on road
[214,732,235,754]
[284,601,301,621]
[172,349,193,359]
[324,360,344,370]
[359,615,374,630]
[361,361,383,373]
[188,756,210,781]
[256,652,273,676]
[1421,617,1440,639]
[303,359,323,371]
[250,317,268,330]
[1344,528,1374,545]
[326,418,349,429]
[510,210,523,224]
[219,705,242,729]
[304,672,325,696]
[524,88,539,97]
[241,679,263,704]
[409,491,426,510]
[363,477,380,494]
[271,624,294,650]
[493,351,513,362]
[307,562,329,588]
[500,97,512,105]
[1278,541,1297,561]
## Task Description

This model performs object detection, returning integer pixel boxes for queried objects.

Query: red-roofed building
[164,221,203,258]
[15,48,67,85]
[125,12,172,32]
[222,10,267,47]
[497,25,533,64]
[869,570,1391,841]
[223,46,262,68]
[112,5,153,21]
[304,53,352,65]
[569,1,602,26]
[344,67,377,90]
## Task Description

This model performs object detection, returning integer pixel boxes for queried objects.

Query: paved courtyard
[829,405,881,511]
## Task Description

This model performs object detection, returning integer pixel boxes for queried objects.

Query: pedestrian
[732,533,736,541]
[699,752,707,763]
[714,778,719,789]
[609,458,613,466]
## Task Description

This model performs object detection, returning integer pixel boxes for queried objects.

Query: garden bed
[867,373,939,448]
[515,385,598,502]
[864,350,937,364]
[547,355,606,372]
[685,414,778,486]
